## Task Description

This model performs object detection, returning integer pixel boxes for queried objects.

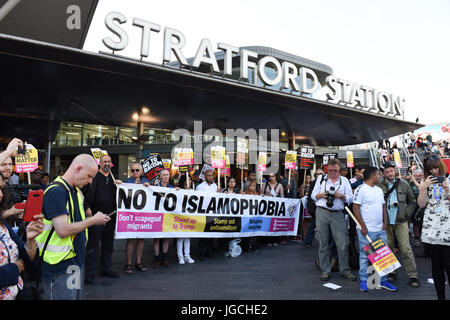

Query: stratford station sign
[101,11,405,118]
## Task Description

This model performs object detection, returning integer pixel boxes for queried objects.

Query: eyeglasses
[131,169,140,173]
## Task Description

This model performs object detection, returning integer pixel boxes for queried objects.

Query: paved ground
[82,236,447,300]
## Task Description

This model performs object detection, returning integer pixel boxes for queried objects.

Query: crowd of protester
[1,137,449,300]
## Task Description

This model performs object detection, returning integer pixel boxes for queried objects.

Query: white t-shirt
[353,183,385,232]
[196,181,218,194]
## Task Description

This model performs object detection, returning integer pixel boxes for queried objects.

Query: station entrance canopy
[0,33,422,148]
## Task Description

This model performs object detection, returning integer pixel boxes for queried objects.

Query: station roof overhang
[0,34,423,149]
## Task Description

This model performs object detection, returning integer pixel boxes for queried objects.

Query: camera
[389,201,399,209]
[326,186,336,208]
[5,184,42,203]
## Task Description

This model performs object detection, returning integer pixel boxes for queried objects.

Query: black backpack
[306,175,326,219]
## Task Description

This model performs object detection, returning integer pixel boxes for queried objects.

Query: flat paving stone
[82,238,447,300]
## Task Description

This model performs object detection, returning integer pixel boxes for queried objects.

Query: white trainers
[184,255,195,264]
[178,256,185,264]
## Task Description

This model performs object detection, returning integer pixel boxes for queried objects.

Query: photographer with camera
[417,155,450,300]
[380,162,419,287]
[311,158,355,282]
[123,162,149,274]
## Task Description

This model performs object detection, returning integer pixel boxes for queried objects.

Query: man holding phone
[36,154,111,300]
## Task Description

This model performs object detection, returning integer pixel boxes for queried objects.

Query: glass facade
[52,122,173,147]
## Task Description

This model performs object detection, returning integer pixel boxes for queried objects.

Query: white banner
[115,183,300,239]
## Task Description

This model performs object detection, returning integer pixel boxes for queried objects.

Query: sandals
[124,264,133,274]
[135,263,148,272]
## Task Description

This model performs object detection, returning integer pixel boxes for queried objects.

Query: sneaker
[273,243,279,247]
[178,256,185,264]
[320,272,331,281]
[184,256,195,264]
[360,281,368,292]
[281,240,288,245]
[301,241,312,248]
[409,278,420,287]
[342,273,357,281]
[387,273,397,282]
[267,243,273,247]
[379,281,398,292]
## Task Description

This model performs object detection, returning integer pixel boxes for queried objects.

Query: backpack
[306,175,326,219]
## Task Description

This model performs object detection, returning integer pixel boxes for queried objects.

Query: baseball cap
[380,162,395,171]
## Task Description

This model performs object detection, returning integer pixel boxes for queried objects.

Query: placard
[141,154,164,184]
[15,144,38,173]
[257,152,267,172]
[393,149,402,168]
[211,146,226,169]
[346,151,354,168]
[299,146,315,169]
[236,137,248,166]
[285,150,298,170]
[363,238,401,277]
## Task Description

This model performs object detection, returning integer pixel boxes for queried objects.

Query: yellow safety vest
[35,176,88,265]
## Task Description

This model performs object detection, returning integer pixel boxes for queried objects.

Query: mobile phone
[107,210,117,217]
[22,190,44,222]
[434,176,445,184]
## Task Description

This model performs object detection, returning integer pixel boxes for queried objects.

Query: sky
[83,0,450,126]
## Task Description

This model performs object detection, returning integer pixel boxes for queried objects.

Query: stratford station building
[0,0,422,183]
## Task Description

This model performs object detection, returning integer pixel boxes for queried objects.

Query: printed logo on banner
[141,154,164,184]
[288,203,298,217]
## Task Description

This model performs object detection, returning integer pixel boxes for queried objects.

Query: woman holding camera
[417,155,450,300]
[0,172,44,300]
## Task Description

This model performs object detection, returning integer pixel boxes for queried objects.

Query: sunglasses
[424,155,440,162]
[131,169,140,173]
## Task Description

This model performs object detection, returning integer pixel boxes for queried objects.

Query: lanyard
[433,184,443,202]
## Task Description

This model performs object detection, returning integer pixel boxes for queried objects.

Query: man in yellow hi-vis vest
[36,154,111,300]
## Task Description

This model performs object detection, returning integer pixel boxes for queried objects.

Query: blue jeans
[303,218,315,245]
[357,229,388,282]
[42,266,84,300]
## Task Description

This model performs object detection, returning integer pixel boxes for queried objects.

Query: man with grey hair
[84,155,122,283]
[311,158,356,281]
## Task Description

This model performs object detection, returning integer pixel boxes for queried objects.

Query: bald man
[38,154,111,300]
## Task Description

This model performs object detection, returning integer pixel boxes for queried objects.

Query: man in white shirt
[196,169,221,260]
[311,158,355,281]
[353,167,398,292]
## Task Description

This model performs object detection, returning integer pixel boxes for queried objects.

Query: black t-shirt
[41,179,86,281]
[89,172,116,214]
